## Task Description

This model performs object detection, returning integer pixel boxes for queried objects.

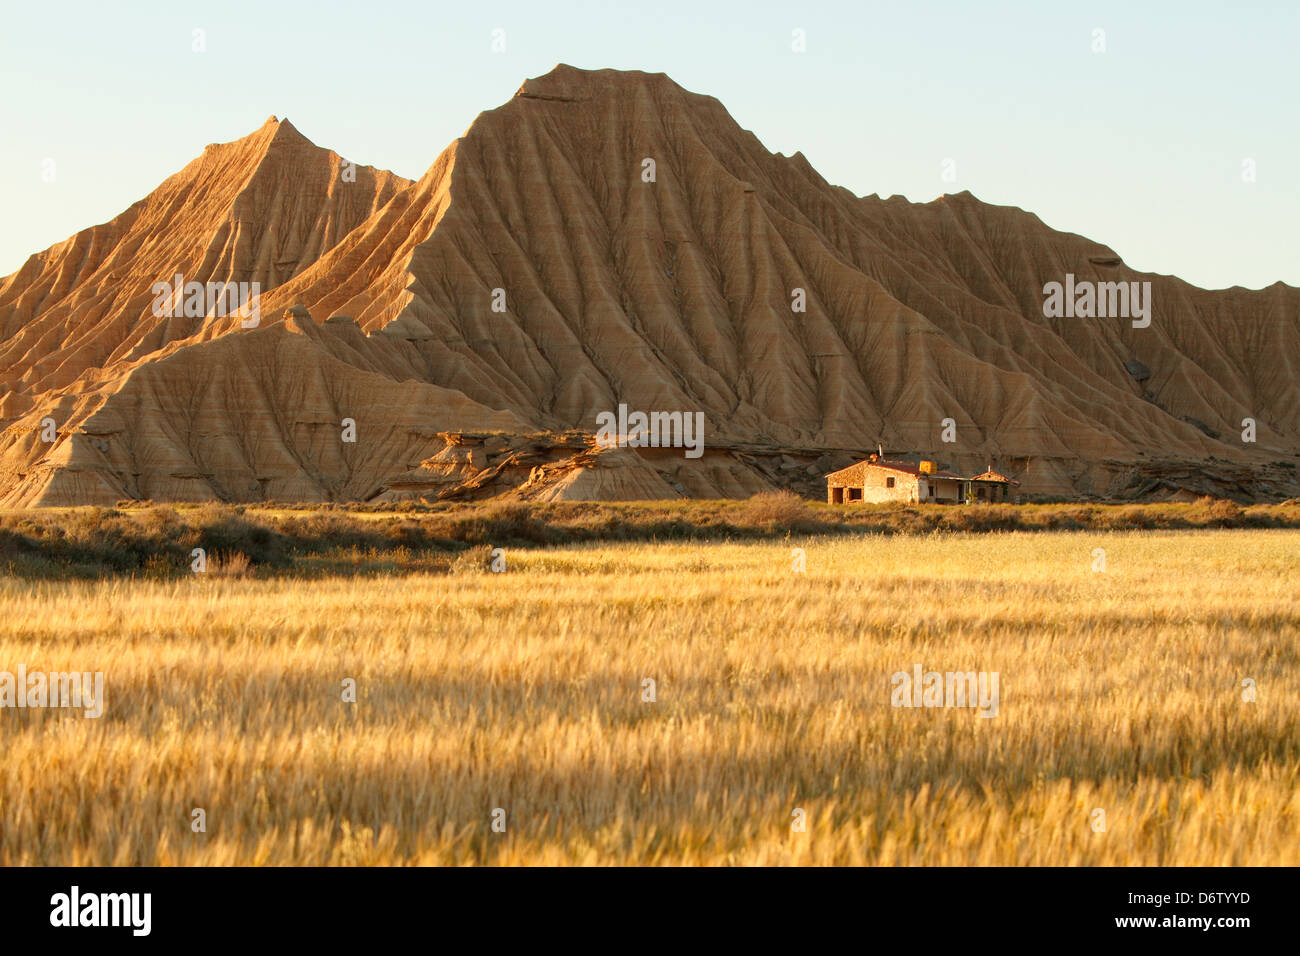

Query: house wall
[827,464,920,504]
[921,477,966,503]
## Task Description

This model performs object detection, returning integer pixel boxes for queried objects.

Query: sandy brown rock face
[0,118,408,407]
[1,66,1296,505]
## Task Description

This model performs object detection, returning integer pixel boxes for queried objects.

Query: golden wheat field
[1,528,1297,865]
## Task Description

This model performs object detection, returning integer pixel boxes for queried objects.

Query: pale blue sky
[1,0,1294,289]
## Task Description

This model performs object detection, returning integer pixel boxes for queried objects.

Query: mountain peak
[203,115,314,160]
[263,115,311,148]
[515,64,686,102]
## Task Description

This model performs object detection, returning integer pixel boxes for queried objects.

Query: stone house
[826,455,1019,504]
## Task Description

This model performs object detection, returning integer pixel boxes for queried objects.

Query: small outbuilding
[967,468,1019,502]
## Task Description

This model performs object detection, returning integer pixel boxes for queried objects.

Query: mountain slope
[1,66,1296,505]
[0,118,409,413]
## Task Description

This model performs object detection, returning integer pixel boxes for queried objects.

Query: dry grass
[739,490,817,530]
[207,550,251,578]
[1,528,1296,865]
[4,498,1300,580]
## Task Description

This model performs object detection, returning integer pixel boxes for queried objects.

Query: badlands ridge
[1,65,1296,505]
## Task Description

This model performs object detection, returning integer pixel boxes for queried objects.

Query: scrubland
[1,494,1296,579]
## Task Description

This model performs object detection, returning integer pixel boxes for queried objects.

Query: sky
[0,0,1295,290]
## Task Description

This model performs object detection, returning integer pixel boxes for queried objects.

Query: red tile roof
[970,469,1019,485]
[826,457,1021,484]
[826,458,966,481]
